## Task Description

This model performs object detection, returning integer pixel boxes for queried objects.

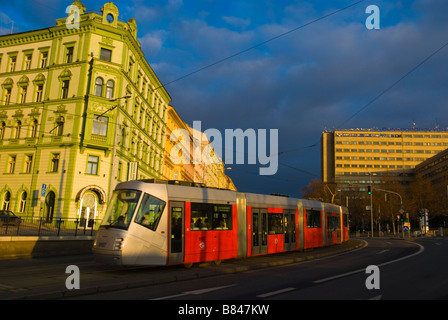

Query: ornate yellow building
[0,1,170,221]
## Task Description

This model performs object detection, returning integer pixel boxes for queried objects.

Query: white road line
[376,249,389,254]
[256,287,296,298]
[313,241,424,284]
[151,284,235,300]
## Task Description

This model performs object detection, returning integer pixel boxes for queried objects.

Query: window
[24,155,33,173]
[9,56,16,72]
[25,54,32,70]
[61,80,70,99]
[13,121,21,139]
[19,191,27,213]
[2,191,11,210]
[66,47,74,64]
[190,203,232,230]
[30,120,38,138]
[41,52,48,68]
[100,48,112,62]
[20,86,27,104]
[50,153,60,172]
[92,115,109,136]
[55,117,64,136]
[268,212,283,235]
[36,84,43,102]
[100,190,142,230]
[95,77,103,96]
[0,122,5,139]
[105,80,114,99]
[306,209,321,228]
[86,155,99,175]
[8,156,16,173]
[4,88,11,105]
[134,193,166,231]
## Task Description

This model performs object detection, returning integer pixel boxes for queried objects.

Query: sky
[1,0,448,198]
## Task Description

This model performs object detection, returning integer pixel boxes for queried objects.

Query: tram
[93,180,349,266]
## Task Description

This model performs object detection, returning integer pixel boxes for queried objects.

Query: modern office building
[0,1,171,221]
[322,128,448,189]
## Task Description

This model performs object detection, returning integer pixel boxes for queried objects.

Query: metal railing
[0,216,101,237]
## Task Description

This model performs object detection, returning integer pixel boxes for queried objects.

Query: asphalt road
[2,237,447,303]
[73,237,447,301]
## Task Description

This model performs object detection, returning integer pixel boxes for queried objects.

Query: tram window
[268,213,283,234]
[101,190,142,230]
[134,194,166,231]
[306,209,321,228]
[191,203,232,231]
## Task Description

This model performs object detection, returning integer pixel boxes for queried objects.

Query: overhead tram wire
[273,37,448,179]
[153,0,367,91]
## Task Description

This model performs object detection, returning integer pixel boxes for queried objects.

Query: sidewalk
[1,239,365,300]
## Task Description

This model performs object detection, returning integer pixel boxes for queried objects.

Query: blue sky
[2,0,448,197]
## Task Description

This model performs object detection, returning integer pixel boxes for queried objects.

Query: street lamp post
[369,173,375,237]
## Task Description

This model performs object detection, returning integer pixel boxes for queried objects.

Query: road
[71,237,448,300]
[1,237,447,303]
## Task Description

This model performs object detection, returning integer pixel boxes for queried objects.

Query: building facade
[163,106,236,191]
[0,1,170,221]
[322,128,448,189]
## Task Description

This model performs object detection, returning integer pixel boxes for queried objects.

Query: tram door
[168,201,184,265]
[252,208,268,255]
[284,210,296,251]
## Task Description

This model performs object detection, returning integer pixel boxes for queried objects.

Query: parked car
[0,210,22,226]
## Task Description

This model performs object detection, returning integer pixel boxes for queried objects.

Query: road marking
[376,249,389,254]
[313,241,424,284]
[256,287,296,298]
[151,284,235,300]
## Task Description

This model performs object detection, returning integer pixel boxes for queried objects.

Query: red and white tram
[93,180,349,266]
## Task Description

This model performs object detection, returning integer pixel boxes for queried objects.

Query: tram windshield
[100,190,142,230]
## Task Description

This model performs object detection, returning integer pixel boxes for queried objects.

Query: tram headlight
[113,237,124,250]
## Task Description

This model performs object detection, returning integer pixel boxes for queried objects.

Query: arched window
[106,80,114,99]
[2,191,11,210]
[19,191,27,213]
[95,77,103,97]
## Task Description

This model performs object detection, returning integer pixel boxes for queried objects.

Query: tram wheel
[184,263,194,269]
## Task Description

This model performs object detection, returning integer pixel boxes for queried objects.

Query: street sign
[403,222,410,232]
[41,184,47,197]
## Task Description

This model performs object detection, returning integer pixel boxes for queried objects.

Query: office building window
[92,115,108,136]
[86,155,99,175]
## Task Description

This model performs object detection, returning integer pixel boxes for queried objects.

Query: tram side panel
[184,202,238,264]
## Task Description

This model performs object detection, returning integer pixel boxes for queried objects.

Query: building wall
[0,1,170,221]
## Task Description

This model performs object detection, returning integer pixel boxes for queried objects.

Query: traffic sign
[403,222,410,232]
[41,184,47,197]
